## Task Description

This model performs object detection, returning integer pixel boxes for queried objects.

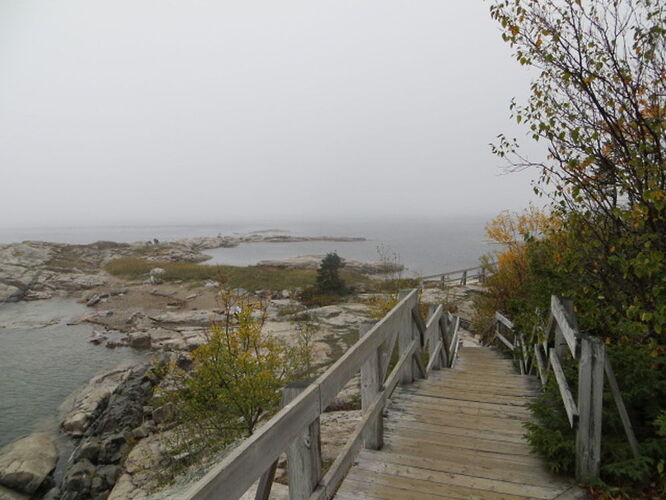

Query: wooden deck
[335,346,584,500]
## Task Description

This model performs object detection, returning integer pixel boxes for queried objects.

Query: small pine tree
[315,252,347,295]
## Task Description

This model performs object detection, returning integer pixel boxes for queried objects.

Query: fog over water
[0,0,541,230]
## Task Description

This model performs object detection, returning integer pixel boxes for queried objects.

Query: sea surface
[0,299,144,447]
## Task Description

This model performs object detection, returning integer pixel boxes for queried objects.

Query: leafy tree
[483,2,666,491]
[155,291,312,473]
[315,252,348,295]
[490,0,666,340]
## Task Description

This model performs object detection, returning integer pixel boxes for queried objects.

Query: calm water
[0,299,144,447]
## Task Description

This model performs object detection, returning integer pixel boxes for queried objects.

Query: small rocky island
[0,232,462,500]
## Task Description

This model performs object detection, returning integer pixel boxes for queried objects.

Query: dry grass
[105,257,371,291]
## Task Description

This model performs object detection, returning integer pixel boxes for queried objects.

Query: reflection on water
[0,299,144,447]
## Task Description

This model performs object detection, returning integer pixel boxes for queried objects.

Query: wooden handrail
[491,296,641,482]
[184,288,460,500]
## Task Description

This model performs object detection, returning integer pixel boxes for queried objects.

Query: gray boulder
[0,433,57,495]
[0,485,28,500]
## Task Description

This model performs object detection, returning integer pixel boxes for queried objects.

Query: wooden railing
[421,262,494,286]
[491,297,640,482]
[184,289,461,500]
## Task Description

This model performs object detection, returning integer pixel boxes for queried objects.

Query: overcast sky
[0,0,542,228]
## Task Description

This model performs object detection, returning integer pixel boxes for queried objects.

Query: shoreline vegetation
[104,257,372,292]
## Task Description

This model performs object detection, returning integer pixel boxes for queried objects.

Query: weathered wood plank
[397,290,417,384]
[576,336,605,482]
[395,389,535,413]
[383,418,531,444]
[385,427,534,456]
[407,380,539,397]
[360,321,383,450]
[425,341,443,373]
[393,393,531,420]
[354,455,568,499]
[551,296,578,359]
[345,468,533,500]
[337,476,460,500]
[380,438,556,477]
[387,408,530,435]
[495,311,514,329]
[358,449,573,489]
[283,383,322,500]
[549,350,579,428]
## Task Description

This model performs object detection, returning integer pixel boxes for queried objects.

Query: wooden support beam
[411,308,427,347]
[576,336,605,483]
[549,350,579,428]
[604,358,641,459]
[534,344,548,386]
[519,333,530,374]
[283,382,322,500]
[449,316,461,367]
[495,330,515,351]
[254,461,278,500]
[426,341,443,374]
[359,321,383,450]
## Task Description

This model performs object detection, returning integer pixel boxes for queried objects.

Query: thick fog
[0,0,542,228]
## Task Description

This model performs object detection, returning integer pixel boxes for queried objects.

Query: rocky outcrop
[0,233,369,303]
[306,303,371,329]
[59,364,158,500]
[0,433,58,496]
[62,368,132,437]
[147,310,224,327]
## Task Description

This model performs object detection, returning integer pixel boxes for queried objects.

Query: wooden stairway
[335,346,584,500]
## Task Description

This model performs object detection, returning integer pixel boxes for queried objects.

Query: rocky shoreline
[0,232,432,499]
[0,232,368,304]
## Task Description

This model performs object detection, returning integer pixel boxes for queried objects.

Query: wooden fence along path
[491,297,640,483]
[421,263,490,287]
[183,287,605,499]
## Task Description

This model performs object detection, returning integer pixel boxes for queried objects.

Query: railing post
[397,290,415,384]
[576,336,605,483]
[282,382,322,500]
[359,320,383,450]
[461,270,467,286]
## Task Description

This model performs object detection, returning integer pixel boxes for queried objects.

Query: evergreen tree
[315,252,347,294]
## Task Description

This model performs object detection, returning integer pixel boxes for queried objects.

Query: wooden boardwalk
[335,345,583,500]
